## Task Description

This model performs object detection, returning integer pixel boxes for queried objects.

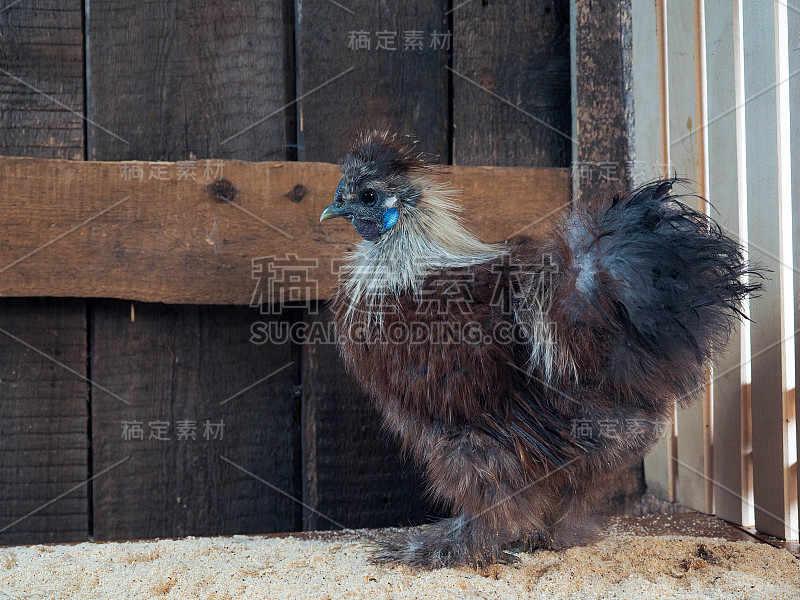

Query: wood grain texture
[0,299,89,545]
[743,0,796,540]
[0,0,90,546]
[87,0,291,161]
[453,0,571,167]
[570,0,645,514]
[85,0,303,540]
[0,1,84,159]
[295,0,449,161]
[633,0,675,505]
[571,0,634,200]
[0,156,569,304]
[91,301,299,540]
[665,0,710,516]
[705,0,752,527]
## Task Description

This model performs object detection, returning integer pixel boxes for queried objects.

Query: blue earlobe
[383,208,399,231]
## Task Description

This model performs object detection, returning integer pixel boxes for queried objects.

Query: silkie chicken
[319,131,762,568]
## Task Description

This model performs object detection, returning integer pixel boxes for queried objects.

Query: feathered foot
[370,515,519,569]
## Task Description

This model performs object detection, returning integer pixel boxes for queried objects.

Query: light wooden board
[0,156,569,305]
[790,0,800,535]
[666,0,711,515]
[743,0,797,540]
[633,0,675,504]
[704,0,752,527]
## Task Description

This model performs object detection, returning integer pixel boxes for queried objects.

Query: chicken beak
[320,203,348,222]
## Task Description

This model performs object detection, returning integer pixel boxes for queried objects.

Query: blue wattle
[383,208,399,231]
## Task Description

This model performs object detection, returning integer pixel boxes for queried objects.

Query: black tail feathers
[564,178,765,400]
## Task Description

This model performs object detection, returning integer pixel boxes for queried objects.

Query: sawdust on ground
[1,530,798,599]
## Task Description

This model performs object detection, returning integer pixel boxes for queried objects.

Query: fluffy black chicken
[319,131,761,568]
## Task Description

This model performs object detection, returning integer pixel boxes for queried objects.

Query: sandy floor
[1,528,798,600]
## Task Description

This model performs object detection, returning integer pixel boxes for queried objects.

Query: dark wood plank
[569,0,644,512]
[0,0,89,546]
[0,299,89,544]
[0,1,84,159]
[295,0,449,160]
[453,0,572,167]
[87,0,292,161]
[86,0,301,539]
[571,0,635,199]
[91,301,299,539]
[0,156,570,303]
[295,0,450,529]
[301,311,432,530]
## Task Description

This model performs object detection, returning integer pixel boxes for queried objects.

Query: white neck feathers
[337,178,505,321]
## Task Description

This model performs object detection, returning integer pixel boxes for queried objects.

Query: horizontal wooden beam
[0,156,570,305]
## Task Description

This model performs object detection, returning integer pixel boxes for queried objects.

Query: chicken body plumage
[322,133,761,568]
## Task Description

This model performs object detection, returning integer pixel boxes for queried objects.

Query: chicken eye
[360,189,377,206]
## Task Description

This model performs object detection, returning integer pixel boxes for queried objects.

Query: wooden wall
[632,0,800,542]
[0,0,639,545]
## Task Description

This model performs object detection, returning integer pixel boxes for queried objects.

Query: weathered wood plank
[0,156,569,304]
[91,301,299,540]
[0,1,84,159]
[86,0,291,161]
[0,0,89,546]
[294,0,450,530]
[571,0,634,200]
[0,299,89,545]
[452,0,571,167]
[85,0,302,540]
[295,0,449,162]
[743,0,797,540]
[570,0,645,513]
[705,0,753,527]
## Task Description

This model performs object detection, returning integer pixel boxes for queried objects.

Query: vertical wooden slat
[743,0,797,541]
[633,0,675,504]
[87,0,300,539]
[295,0,449,529]
[705,0,753,527]
[0,1,89,544]
[791,0,800,537]
[569,0,647,511]
[90,302,298,539]
[87,1,290,160]
[0,301,89,544]
[301,312,429,530]
[666,0,710,514]
[296,1,449,162]
[452,0,571,168]
[570,0,634,200]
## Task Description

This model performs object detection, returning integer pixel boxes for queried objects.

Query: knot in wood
[288,184,306,203]
[205,178,239,204]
